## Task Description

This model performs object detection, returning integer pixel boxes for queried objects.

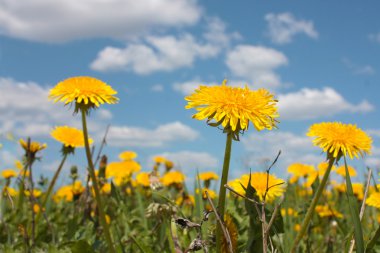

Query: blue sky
[0,0,379,186]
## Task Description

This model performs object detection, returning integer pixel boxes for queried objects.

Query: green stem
[35,153,68,224]
[290,157,335,253]
[216,133,233,252]
[366,225,380,252]
[81,108,115,253]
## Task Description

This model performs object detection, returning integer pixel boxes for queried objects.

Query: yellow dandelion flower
[136,172,151,187]
[199,171,219,181]
[196,188,217,199]
[119,151,137,161]
[335,182,364,200]
[335,165,357,177]
[281,208,298,217]
[153,156,166,164]
[106,160,141,179]
[307,122,372,160]
[15,160,23,170]
[315,205,343,218]
[3,186,18,197]
[101,183,111,194]
[228,172,285,202]
[185,80,279,135]
[1,169,18,179]
[19,139,47,154]
[161,171,185,186]
[105,214,111,225]
[49,76,118,107]
[164,160,174,170]
[51,126,93,148]
[318,162,336,175]
[176,194,195,207]
[287,163,316,185]
[366,192,380,209]
[294,224,301,232]
[24,189,42,198]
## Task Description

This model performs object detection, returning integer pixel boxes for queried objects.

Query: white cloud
[369,33,380,43]
[0,77,111,138]
[278,87,374,120]
[107,121,199,147]
[342,58,375,75]
[150,151,218,170]
[90,34,219,74]
[242,131,322,173]
[0,0,201,43]
[90,18,238,74]
[265,12,318,44]
[225,45,288,88]
[151,84,164,92]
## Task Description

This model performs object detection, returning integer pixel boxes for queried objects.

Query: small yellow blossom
[1,169,18,179]
[161,171,185,186]
[51,126,92,148]
[335,165,357,177]
[366,192,380,209]
[19,139,47,154]
[199,171,219,181]
[136,172,151,188]
[315,205,343,218]
[119,151,137,161]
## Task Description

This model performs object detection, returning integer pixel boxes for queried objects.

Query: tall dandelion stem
[216,132,233,252]
[81,108,115,253]
[290,157,335,253]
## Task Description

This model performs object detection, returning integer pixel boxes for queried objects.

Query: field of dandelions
[0,77,379,253]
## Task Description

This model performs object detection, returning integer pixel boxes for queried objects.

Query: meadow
[0,77,379,253]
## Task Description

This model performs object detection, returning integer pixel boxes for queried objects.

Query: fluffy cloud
[90,18,238,74]
[0,0,201,42]
[369,33,380,43]
[150,151,218,170]
[91,35,218,73]
[242,131,322,173]
[0,77,111,138]
[278,87,374,120]
[342,58,375,75]
[265,12,318,44]
[107,122,199,147]
[225,45,288,88]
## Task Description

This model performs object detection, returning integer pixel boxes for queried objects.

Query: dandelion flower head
[307,122,372,160]
[51,126,92,148]
[185,80,279,137]
[49,76,118,109]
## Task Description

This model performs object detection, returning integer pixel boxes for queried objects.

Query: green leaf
[344,159,364,253]
[67,240,94,253]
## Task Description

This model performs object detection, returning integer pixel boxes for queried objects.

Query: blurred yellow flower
[335,182,364,200]
[176,194,195,207]
[366,192,380,209]
[33,204,45,214]
[335,165,357,177]
[3,186,18,197]
[185,80,279,134]
[315,205,343,218]
[54,181,84,202]
[307,122,372,160]
[1,169,18,179]
[49,76,118,107]
[281,208,298,217]
[101,183,111,194]
[196,188,217,199]
[164,160,174,170]
[287,163,316,184]
[119,151,137,161]
[106,160,141,179]
[228,172,285,202]
[317,162,336,175]
[153,156,166,164]
[15,160,23,170]
[199,171,219,181]
[51,126,92,147]
[24,189,42,198]
[19,139,47,154]
[161,171,185,186]
[136,172,151,187]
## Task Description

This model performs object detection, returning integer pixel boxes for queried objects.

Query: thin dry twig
[348,168,372,253]
[93,124,110,168]
[204,190,233,253]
